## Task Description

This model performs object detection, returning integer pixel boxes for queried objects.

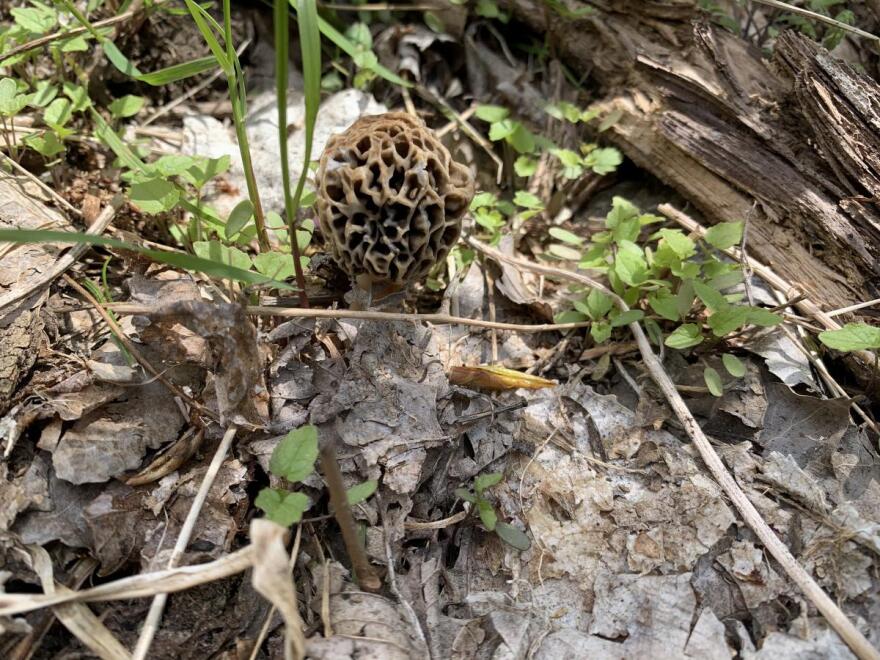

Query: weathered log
[506,0,880,316]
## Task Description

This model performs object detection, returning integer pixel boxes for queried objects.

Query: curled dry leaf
[449,365,556,391]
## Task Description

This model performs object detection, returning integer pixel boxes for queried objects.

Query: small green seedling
[455,472,531,551]
[255,425,377,527]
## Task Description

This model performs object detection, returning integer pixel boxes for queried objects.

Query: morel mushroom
[316,112,474,288]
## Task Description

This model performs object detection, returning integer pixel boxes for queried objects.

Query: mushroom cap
[315,112,474,287]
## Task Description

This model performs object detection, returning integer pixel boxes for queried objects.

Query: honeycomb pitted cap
[315,112,474,287]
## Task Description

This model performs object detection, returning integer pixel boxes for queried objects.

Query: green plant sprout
[455,472,531,551]
[548,197,782,395]
[255,425,377,526]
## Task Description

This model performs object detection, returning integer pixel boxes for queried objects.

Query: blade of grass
[287,0,409,87]
[276,0,314,307]
[179,0,271,250]
[0,229,294,290]
[61,0,221,83]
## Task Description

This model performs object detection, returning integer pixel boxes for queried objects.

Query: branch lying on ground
[465,236,880,660]
[105,302,592,334]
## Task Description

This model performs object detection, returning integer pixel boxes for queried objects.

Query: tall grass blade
[287,0,409,87]
[0,230,294,289]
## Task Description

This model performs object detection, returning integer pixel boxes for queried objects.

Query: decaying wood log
[505,0,880,320]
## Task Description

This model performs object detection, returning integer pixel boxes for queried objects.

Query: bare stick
[132,425,238,660]
[466,236,880,660]
[0,197,122,313]
[106,302,594,333]
[319,442,381,592]
[749,0,879,41]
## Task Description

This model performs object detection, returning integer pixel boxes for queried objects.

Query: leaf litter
[1,6,879,660]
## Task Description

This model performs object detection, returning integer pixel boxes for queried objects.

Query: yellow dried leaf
[449,365,556,391]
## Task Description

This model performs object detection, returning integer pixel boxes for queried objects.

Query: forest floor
[1,1,880,659]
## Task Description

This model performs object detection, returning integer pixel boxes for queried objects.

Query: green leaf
[818,323,880,351]
[109,94,145,118]
[583,146,622,175]
[549,244,581,260]
[606,197,640,243]
[707,306,750,336]
[475,104,509,123]
[269,425,319,482]
[30,82,58,108]
[12,6,56,34]
[43,97,72,129]
[471,191,498,209]
[548,227,583,245]
[554,310,588,324]
[665,324,704,349]
[514,155,538,177]
[477,499,497,531]
[693,280,728,312]
[513,191,543,210]
[138,56,219,86]
[508,123,536,153]
[489,119,518,141]
[746,308,782,327]
[62,83,90,111]
[611,309,644,327]
[704,367,723,397]
[253,251,296,280]
[550,148,584,179]
[474,472,503,494]
[704,221,743,250]
[585,289,614,320]
[255,488,310,526]
[24,131,64,157]
[454,487,477,504]
[192,241,253,271]
[346,479,378,505]
[226,199,254,237]
[613,240,647,286]
[129,177,180,214]
[722,354,746,377]
[345,22,372,49]
[648,290,680,321]
[656,228,696,260]
[494,522,531,551]
[591,321,612,344]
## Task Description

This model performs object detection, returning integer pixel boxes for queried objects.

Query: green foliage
[255,423,377,526]
[818,323,880,351]
[269,425,320,483]
[548,197,781,361]
[455,473,531,551]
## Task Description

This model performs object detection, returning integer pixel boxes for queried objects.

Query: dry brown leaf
[449,365,555,391]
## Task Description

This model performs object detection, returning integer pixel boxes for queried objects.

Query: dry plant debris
[0,2,879,660]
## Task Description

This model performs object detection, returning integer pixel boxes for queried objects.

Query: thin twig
[467,235,880,660]
[320,442,381,591]
[132,425,238,660]
[749,0,879,40]
[827,297,880,318]
[0,197,122,313]
[105,302,594,333]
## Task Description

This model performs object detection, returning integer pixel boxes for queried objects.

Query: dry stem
[466,236,880,660]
